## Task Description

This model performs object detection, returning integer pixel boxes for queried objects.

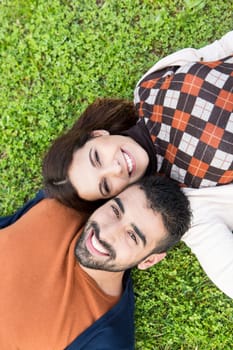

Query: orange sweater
[0,199,118,350]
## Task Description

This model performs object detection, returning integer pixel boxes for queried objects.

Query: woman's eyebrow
[113,197,124,214]
[89,148,95,167]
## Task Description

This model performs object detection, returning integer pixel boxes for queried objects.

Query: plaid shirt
[134,56,233,188]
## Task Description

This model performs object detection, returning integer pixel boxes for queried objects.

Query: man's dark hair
[138,175,191,253]
[42,98,138,213]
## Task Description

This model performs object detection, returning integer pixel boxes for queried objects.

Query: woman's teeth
[123,151,133,175]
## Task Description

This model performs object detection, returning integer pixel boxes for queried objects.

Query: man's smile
[86,229,110,257]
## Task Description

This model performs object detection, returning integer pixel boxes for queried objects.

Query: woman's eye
[103,178,110,195]
[111,205,120,219]
[94,150,101,165]
[100,178,111,197]
[128,231,137,244]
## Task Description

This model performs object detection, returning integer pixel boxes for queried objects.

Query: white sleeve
[182,185,233,299]
[197,31,233,61]
[182,218,233,299]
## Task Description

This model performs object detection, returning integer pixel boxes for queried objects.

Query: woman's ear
[137,252,166,270]
[90,129,110,137]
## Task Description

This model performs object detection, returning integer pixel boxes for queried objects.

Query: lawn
[0,0,232,349]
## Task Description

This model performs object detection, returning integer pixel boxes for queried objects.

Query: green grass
[0,0,232,348]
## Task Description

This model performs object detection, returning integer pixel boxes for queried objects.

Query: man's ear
[90,129,110,137]
[137,252,166,270]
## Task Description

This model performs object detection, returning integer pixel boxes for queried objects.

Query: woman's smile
[121,148,136,177]
[68,131,149,200]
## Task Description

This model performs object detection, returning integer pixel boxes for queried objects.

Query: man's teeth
[123,152,133,174]
[92,234,108,255]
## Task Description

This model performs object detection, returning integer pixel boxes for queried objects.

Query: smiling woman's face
[68,130,149,200]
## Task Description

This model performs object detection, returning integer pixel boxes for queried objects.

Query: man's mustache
[89,221,116,260]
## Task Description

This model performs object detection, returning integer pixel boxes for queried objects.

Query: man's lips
[86,229,110,257]
[121,149,136,177]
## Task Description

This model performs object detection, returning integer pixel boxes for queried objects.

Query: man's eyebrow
[113,197,147,246]
[132,224,147,247]
[113,197,125,214]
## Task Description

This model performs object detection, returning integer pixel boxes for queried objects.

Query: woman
[42,98,143,212]
[42,32,233,212]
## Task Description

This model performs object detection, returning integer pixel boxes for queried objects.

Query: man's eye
[128,231,137,244]
[111,205,120,219]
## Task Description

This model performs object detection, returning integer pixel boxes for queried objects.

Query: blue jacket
[0,192,135,350]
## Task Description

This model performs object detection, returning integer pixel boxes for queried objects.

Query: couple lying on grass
[1,31,232,349]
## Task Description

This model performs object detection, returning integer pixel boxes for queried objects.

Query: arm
[197,30,233,61]
[0,190,45,228]
[182,185,233,299]
[182,219,233,299]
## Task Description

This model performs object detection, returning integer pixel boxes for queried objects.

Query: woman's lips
[121,149,136,177]
[86,230,109,256]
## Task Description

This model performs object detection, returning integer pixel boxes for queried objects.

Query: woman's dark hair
[42,98,138,213]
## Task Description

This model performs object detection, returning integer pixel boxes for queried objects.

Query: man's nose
[100,220,122,241]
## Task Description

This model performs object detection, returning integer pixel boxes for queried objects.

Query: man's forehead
[121,185,148,207]
[115,184,147,211]
[118,184,141,199]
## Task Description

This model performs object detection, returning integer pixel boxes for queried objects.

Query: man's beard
[74,220,139,272]
[75,220,118,271]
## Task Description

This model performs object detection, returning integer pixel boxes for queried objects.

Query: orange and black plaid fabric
[134,56,233,188]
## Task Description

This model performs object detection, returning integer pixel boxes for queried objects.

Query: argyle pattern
[134,56,233,187]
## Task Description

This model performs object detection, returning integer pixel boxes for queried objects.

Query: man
[0,176,191,350]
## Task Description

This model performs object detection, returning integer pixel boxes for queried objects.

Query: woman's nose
[103,161,122,176]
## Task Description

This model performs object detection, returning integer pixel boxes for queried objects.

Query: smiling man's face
[75,184,167,272]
